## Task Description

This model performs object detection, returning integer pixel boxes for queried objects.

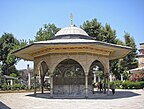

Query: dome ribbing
[55,25,88,36]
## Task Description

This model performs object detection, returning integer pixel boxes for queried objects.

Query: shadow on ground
[0,102,11,109]
[26,90,141,100]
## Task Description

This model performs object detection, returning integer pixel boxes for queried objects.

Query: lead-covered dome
[55,25,88,36]
[53,25,91,39]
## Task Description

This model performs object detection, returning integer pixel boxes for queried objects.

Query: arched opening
[53,59,85,96]
[38,61,50,94]
[88,60,105,94]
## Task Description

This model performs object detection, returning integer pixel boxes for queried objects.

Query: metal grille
[54,77,85,85]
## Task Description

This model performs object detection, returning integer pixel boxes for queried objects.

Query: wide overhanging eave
[12,39,132,61]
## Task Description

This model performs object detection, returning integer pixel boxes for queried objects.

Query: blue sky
[0,0,144,70]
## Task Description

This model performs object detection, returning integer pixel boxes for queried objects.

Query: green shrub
[1,84,7,90]
[12,84,21,90]
[122,81,144,89]
[110,80,144,89]
[110,80,123,89]
[1,84,28,90]
[20,84,26,90]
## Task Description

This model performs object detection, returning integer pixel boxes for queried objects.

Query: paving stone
[0,89,144,109]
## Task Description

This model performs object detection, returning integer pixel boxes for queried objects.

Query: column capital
[85,72,89,76]
[85,74,88,76]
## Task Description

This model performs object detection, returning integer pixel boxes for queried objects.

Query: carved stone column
[50,75,53,98]
[107,61,110,95]
[85,74,88,98]
[34,75,37,95]
[107,73,110,95]
[27,64,31,90]
[33,62,37,95]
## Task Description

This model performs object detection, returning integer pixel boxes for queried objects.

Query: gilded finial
[70,13,73,26]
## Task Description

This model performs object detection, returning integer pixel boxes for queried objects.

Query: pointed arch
[37,60,50,94]
[88,60,105,88]
[53,59,85,77]
[53,59,85,96]
[89,60,104,76]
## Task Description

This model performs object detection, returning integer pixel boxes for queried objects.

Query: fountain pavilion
[12,24,131,98]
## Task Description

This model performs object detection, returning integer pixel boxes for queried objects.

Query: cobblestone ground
[0,89,144,109]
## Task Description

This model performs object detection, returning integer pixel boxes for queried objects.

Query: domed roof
[55,25,89,36]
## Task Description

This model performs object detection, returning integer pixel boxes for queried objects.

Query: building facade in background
[130,43,144,81]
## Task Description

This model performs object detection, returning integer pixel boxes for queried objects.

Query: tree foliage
[81,18,103,41]
[123,32,138,70]
[34,24,60,41]
[81,19,118,44]
[102,24,117,44]
[0,33,20,75]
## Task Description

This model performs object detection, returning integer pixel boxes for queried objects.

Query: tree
[123,32,138,70]
[19,39,28,48]
[34,24,60,41]
[110,33,138,80]
[81,19,119,44]
[110,59,123,80]
[81,18,103,41]
[101,24,117,44]
[0,33,20,75]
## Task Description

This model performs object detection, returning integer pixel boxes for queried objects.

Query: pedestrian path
[27,89,141,99]
[0,89,144,109]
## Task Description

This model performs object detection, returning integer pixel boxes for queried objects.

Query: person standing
[95,82,99,92]
[111,83,116,95]
[99,82,103,93]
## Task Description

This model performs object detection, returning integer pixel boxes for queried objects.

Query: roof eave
[12,39,132,61]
